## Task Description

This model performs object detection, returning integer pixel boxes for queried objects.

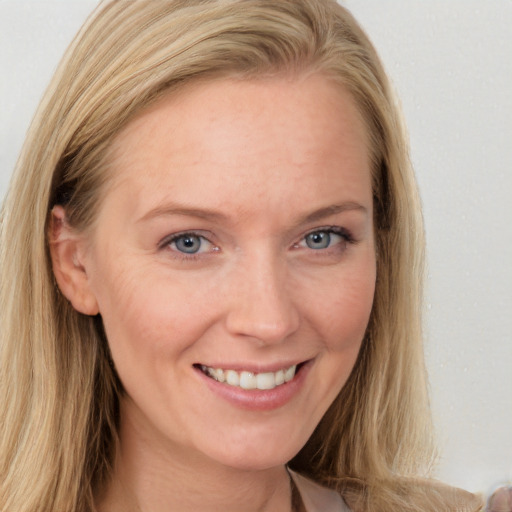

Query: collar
[287,468,351,512]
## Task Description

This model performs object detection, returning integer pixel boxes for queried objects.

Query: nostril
[225,304,300,345]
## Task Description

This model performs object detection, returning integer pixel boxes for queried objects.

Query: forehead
[103,74,372,223]
[111,72,369,152]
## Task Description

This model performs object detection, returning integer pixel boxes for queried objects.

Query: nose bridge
[225,247,300,344]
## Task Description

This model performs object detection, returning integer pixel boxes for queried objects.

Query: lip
[193,359,313,411]
[194,360,304,374]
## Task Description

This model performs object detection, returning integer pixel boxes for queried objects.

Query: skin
[51,73,376,512]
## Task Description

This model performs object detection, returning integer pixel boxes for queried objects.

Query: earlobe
[48,206,99,316]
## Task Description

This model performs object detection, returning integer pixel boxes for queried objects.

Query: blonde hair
[0,1,482,511]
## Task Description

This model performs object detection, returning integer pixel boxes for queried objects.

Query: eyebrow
[297,202,368,224]
[138,201,367,224]
[138,205,228,223]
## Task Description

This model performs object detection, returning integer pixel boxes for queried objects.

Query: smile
[197,364,297,390]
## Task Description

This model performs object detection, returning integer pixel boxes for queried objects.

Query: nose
[224,252,300,345]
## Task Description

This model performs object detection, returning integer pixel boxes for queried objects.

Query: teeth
[256,372,275,390]
[225,369,240,386]
[206,367,226,383]
[213,368,225,383]
[284,365,296,382]
[240,371,257,390]
[200,364,297,390]
[275,369,285,386]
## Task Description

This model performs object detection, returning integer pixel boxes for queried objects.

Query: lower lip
[195,361,312,411]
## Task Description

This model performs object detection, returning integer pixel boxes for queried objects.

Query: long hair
[0,1,482,511]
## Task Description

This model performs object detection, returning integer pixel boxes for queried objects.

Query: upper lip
[194,359,310,374]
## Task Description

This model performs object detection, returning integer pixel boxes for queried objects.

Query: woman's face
[80,74,376,470]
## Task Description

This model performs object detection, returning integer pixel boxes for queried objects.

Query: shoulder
[403,478,484,512]
[288,469,483,512]
[341,477,484,512]
[288,469,352,512]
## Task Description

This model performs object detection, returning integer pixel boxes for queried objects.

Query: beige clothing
[289,469,352,512]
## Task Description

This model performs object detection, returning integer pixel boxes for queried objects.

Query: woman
[0,1,483,511]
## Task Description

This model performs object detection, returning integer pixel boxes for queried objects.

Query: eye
[173,234,203,254]
[163,232,216,256]
[305,231,334,249]
[294,227,353,252]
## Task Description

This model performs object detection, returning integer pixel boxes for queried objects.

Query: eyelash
[159,226,355,261]
[160,231,217,261]
[294,226,355,252]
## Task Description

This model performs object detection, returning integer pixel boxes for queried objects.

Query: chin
[198,433,307,473]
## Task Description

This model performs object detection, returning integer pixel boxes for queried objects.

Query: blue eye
[305,231,332,249]
[172,234,203,254]
[160,231,218,260]
[296,227,352,252]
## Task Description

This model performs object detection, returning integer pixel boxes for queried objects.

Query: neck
[95,402,293,512]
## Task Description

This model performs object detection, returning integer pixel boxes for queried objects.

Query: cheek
[317,269,376,399]
[307,260,376,351]
[91,261,217,361]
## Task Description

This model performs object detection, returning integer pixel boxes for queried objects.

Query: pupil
[306,231,330,249]
[177,235,201,253]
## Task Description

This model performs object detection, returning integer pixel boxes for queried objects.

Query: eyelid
[159,230,218,255]
[157,226,355,260]
[295,225,355,247]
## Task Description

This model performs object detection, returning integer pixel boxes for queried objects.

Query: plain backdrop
[1,0,511,496]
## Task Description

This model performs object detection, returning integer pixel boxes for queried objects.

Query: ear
[48,206,99,316]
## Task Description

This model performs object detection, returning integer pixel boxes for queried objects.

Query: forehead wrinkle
[99,75,373,231]
[298,202,368,225]
[136,198,369,235]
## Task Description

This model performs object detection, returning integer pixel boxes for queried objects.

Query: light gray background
[1,0,511,496]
